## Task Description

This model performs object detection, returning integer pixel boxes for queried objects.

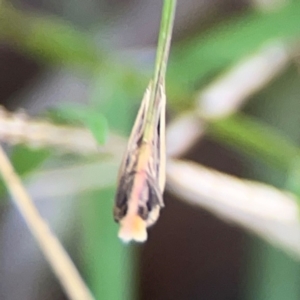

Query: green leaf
[79,189,135,300]
[90,68,145,135]
[207,113,300,170]
[84,113,108,145]
[11,145,50,175]
[54,104,108,145]
[284,157,300,202]
[0,146,50,199]
[0,3,102,69]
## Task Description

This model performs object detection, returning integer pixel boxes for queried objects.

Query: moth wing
[117,83,152,180]
[113,172,133,220]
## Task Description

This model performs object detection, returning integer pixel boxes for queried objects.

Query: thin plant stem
[146,0,176,131]
[0,145,94,300]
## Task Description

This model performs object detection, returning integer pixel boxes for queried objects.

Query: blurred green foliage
[52,104,108,144]
[207,113,300,171]
[169,0,300,105]
[79,189,135,300]
[0,146,50,199]
[1,0,300,299]
[0,2,101,68]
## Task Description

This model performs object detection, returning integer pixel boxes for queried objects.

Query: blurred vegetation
[1,0,300,299]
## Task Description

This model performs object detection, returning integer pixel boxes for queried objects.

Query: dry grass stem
[23,145,300,258]
[28,159,120,200]
[166,159,300,259]
[0,145,95,300]
[166,112,205,157]
[27,156,300,258]
[0,106,124,156]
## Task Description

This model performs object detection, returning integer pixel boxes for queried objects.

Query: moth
[113,81,166,242]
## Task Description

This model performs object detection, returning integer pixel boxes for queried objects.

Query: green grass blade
[207,113,300,170]
[146,0,176,127]
[0,2,101,68]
